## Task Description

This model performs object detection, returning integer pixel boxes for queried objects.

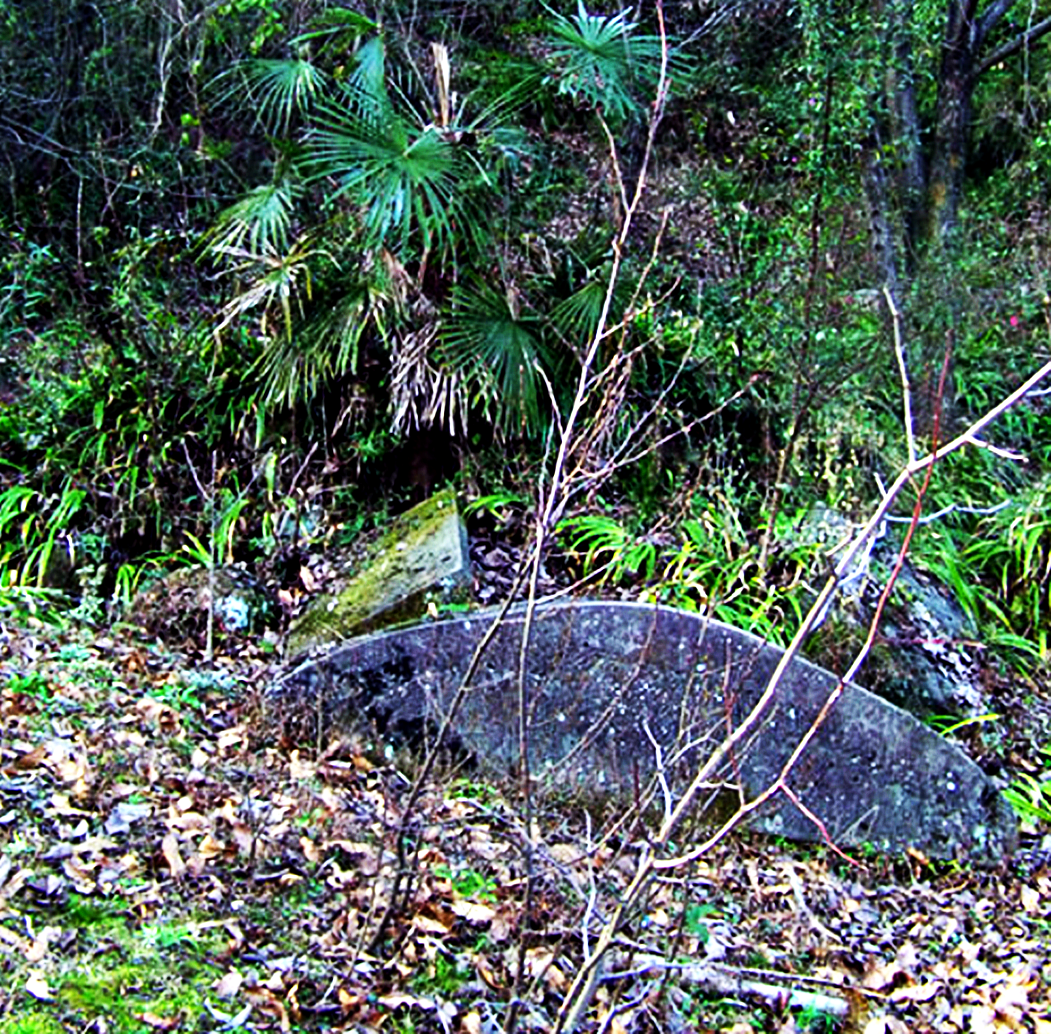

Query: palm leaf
[208,179,301,257]
[550,277,610,341]
[212,237,317,340]
[440,280,550,432]
[543,1,685,122]
[306,90,467,255]
[292,9,378,52]
[212,59,327,135]
[253,284,375,409]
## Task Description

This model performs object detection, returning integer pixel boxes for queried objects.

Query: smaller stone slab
[285,490,470,658]
[272,600,1017,863]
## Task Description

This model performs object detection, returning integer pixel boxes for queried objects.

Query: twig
[884,283,916,464]
[609,955,852,1019]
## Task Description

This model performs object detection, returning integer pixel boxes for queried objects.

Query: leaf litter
[1,620,1050,1033]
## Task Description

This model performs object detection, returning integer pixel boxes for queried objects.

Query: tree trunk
[923,1,979,252]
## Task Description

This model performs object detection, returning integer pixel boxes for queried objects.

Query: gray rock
[286,490,471,658]
[271,599,1016,863]
[130,565,276,643]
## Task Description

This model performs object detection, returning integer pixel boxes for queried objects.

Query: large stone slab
[286,490,470,657]
[271,600,1016,862]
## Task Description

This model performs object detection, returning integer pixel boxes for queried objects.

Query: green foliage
[558,498,818,645]
[558,512,659,584]
[543,1,667,123]
[1005,760,1051,827]
[0,1013,65,1034]
[440,279,553,433]
[433,862,498,903]
[307,88,479,258]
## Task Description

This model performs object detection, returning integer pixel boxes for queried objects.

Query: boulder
[271,599,1016,863]
[286,490,471,658]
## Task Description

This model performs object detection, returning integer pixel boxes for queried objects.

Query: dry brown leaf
[378,992,435,1011]
[62,855,97,894]
[412,913,452,935]
[289,751,315,781]
[217,725,247,751]
[891,981,942,1003]
[338,987,363,1015]
[25,925,62,963]
[475,956,504,991]
[24,972,52,1000]
[0,863,29,903]
[214,970,244,999]
[197,833,226,859]
[135,1011,182,1030]
[161,832,186,878]
[0,926,29,953]
[13,745,48,770]
[245,988,290,1032]
[450,900,496,924]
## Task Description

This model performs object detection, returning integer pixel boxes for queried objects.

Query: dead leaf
[289,751,315,781]
[25,972,52,1000]
[135,1012,181,1030]
[450,900,496,924]
[378,992,435,1011]
[217,725,246,751]
[891,981,942,1003]
[245,988,290,1032]
[214,970,244,999]
[0,926,29,953]
[25,925,62,963]
[337,988,362,1015]
[161,833,186,878]
[412,913,452,935]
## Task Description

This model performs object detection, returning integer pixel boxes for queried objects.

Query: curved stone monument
[271,600,1016,862]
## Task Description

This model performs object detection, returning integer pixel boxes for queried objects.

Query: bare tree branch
[976,13,1051,77]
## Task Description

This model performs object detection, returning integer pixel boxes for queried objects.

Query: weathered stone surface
[286,490,471,658]
[131,565,276,644]
[271,600,1017,862]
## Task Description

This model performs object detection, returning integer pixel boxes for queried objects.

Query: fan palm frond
[207,179,301,257]
[249,58,327,134]
[253,283,376,409]
[211,59,327,136]
[440,279,551,433]
[342,36,390,118]
[551,276,610,342]
[306,91,471,255]
[213,237,317,340]
[543,1,687,122]
[292,8,378,54]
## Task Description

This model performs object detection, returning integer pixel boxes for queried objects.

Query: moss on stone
[286,489,471,657]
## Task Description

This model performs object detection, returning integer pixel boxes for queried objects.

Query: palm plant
[201,4,677,437]
[543,1,684,123]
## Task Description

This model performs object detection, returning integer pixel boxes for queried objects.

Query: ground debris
[0,619,1049,1034]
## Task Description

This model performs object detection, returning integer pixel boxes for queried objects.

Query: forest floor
[1,614,1050,1034]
